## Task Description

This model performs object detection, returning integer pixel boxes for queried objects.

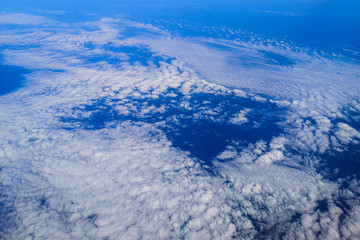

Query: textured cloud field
[0,13,360,239]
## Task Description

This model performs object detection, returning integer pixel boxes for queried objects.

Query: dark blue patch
[0,64,30,95]
[318,116,360,182]
[321,143,360,182]
[259,50,296,66]
[60,89,286,167]
[86,214,98,227]
[39,197,49,208]
[315,199,329,213]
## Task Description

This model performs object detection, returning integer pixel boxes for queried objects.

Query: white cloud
[256,149,285,164]
[0,13,57,26]
[334,123,360,145]
[229,109,250,125]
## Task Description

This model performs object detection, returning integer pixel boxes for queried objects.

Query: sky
[1,0,359,49]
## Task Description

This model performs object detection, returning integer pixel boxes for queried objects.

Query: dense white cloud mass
[0,13,360,239]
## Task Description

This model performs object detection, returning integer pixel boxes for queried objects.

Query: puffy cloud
[334,123,360,146]
[256,149,285,164]
[229,109,250,125]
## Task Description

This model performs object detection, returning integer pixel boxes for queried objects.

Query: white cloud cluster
[229,109,250,125]
[0,123,239,239]
[0,12,360,240]
[215,136,287,166]
[333,122,360,146]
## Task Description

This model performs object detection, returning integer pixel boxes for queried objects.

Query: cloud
[0,12,359,240]
[0,13,54,26]
[135,31,360,122]
[229,109,250,125]
[334,123,360,145]
[256,149,285,164]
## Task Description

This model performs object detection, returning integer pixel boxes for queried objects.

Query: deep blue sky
[1,0,360,51]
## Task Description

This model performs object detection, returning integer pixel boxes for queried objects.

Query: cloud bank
[0,13,360,239]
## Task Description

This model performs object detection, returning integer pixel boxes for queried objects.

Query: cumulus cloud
[256,149,285,164]
[229,109,250,125]
[0,123,239,239]
[334,122,360,145]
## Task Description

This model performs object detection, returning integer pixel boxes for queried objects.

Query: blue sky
[1,0,359,50]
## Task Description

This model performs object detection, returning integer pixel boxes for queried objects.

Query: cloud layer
[0,13,360,239]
